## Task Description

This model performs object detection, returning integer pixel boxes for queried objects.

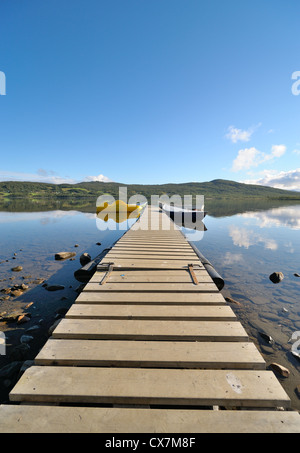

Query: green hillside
[0,179,299,202]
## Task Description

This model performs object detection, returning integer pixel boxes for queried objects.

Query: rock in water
[45,285,65,291]
[294,273,300,278]
[225,297,242,306]
[55,252,76,260]
[269,272,284,284]
[11,266,23,272]
[259,331,274,344]
[80,253,91,266]
[270,362,290,378]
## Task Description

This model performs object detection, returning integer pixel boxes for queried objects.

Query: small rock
[80,253,91,266]
[1,311,31,323]
[24,302,34,309]
[45,284,65,291]
[17,315,31,324]
[225,297,242,306]
[282,307,289,313]
[96,242,101,245]
[10,289,23,297]
[48,319,61,336]
[55,252,76,260]
[0,288,11,294]
[20,335,34,344]
[74,244,79,247]
[259,331,274,344]
[32,278,44,284]
[269,272,284,284]
[270,362,290,378]
[55,307,69,316]
[19,360,34,375]
[11,266,23,272]
[26,325,40,332]
[294,273,300,278]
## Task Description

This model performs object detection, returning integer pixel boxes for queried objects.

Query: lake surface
[0,199,300,408]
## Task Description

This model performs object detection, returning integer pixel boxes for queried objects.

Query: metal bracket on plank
[97,262,115,285]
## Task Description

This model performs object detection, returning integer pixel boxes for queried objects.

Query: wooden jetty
[1,205,300,433]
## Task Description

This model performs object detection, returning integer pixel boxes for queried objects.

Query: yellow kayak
[96,200,145,214]
[97,209,141,223]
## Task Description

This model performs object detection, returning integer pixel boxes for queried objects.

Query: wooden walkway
[1,205,300,433]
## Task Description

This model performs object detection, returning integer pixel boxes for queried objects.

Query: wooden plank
[100,259,202,269]
[66,304,237,321]
[113,244,193,248]
[117,240,190,244]
[89,269,213,284]
[51,318,248,341]
[105,251,198,257]
[83,282,218,292]
[9,367,290,407]
[35,339,265,369]
[84,280,218,293]
[1,405,299,433]
[75,291,227,305]
[105,252,198,259]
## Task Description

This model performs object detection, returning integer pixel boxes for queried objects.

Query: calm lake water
[0,199,300,408]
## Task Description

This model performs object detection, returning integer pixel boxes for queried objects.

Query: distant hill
[0,179,300,202]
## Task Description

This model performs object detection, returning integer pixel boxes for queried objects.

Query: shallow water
[0,200,300,409]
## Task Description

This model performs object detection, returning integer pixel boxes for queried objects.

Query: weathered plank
[105,251,198,257]
[75,291,227,304]
[65,303,236,320]
[9,367,290,407]
[89,269,213,284]
[99,259,202,269]
[51,318,248,341]
[35,339,265,369]
[1,405,299,433]
[83,281,218,292]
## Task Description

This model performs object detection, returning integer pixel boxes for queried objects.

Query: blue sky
[0,0,300,189]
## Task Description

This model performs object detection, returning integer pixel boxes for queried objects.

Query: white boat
[159,203,207,222]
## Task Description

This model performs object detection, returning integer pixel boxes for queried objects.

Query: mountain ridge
[0,178,299,200]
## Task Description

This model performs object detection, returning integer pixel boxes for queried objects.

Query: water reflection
[229,225,278,250]
[239,205,300,229]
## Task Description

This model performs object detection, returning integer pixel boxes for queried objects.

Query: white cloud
[226,123,261,143]
[0,170,113,184]
[242,168,300,191]
[232,147,262,171]
[0,170,77,184]
[83,174,113,183]
[231,144,287,172]
[270,144,286,158]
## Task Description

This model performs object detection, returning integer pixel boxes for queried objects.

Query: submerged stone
[269,272,284,284]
